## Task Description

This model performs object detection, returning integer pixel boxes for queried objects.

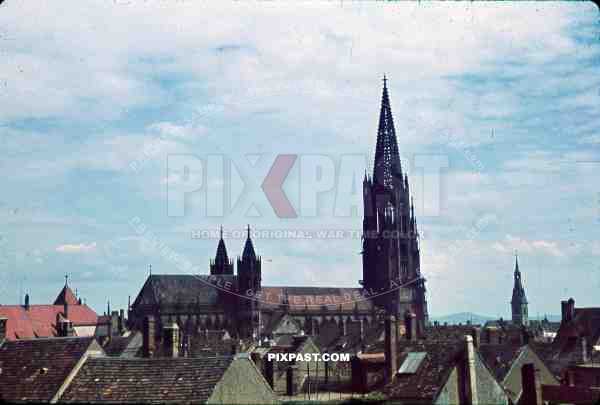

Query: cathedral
[129,78,429,350]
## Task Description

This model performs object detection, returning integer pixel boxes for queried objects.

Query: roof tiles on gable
[478,343,526,382]
[53,285,79,306]
[59,356,235,404]
[0,336,97,402]
[381,341,466,402]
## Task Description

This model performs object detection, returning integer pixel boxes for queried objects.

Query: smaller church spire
[215,225,229,264]
[242,224,256,259]
[511,253,528,326]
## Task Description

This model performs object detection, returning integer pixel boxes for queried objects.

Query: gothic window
[401,261,408,278]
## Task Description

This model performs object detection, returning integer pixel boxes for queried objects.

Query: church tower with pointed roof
[362,77,428,333]
[237,225,262,339]
[511,254,529,326]
[210,226,234,275]
[53,274,79,306]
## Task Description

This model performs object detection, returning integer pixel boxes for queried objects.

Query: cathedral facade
[129,78,429,349]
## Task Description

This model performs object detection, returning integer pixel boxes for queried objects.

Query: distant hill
[430,312,494,325]
[430,312,561,325]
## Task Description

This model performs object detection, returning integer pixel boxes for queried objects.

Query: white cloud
[55,242,97,254]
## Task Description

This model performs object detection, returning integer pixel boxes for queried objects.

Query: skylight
[398,352,426,374]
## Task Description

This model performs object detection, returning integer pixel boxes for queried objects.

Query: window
[398,352,426,374]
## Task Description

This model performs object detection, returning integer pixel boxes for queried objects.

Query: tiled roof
[133,275,376,312]
[53,285,79,306]
[554,307,600,349]
[134,275,236,307]
[479,343,525,382]
[0,305,98,340]
[381,340,465,402]
[268,335,310,354]
[260,286,375,312]
[542,384,600,405]
[60,356,235,403]
[189,330,237,357]
[0,336,97,402]
[102,332,142,357]
[423,324,480,342]
[530,339,587,379]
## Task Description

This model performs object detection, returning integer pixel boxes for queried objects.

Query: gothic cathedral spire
[373,75,402,189]
[362,77,428,333]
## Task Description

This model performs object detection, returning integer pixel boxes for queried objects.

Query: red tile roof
[0,305,98,340]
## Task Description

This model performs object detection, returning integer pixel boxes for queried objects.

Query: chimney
[582,337,589,363]
[384,314,398,382]
[0,317,7,342]
[163,322,179,358]
[464,335,478,405]
[286,365,297,396]
[520,363,542,405]
[520,326,530,345]
[484,326,501,345]
[110,311,119,337]
[360,319,364,341]
[57,318,74,337]
[63,301,69,320]
[471,327,481,348]
[404,310,417,342]
[24,294,30,310]
[351,355,366,393]
[119,309,125,333]
[142,315,156,357]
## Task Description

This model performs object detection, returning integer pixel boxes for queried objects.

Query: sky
[0,1,599,319]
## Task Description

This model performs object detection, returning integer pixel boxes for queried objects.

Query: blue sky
[0,1,599,318]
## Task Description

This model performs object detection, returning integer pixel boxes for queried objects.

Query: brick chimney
[163,322,179,358]
[521,363,542,405]
[404,310,417,342]
[286,365,296,396]
[118,309,125,334]
[109,311,119,337]
[484,325,501,345]
[0,317,7,342]
[471,327,481,348]
[142,315,156,357]
[520,326,531,345]
[57,318,74,337]
[24,293,30,310]
[384,314,397,382]
[464,335,478,405]
[582,337,589,363]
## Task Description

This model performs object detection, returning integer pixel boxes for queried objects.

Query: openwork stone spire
[373,75,402,189]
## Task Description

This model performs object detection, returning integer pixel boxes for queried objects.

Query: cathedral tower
[237,225,262,339]
[210,226,234,275]
[362,77,428,332]
[511,254,528,326]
